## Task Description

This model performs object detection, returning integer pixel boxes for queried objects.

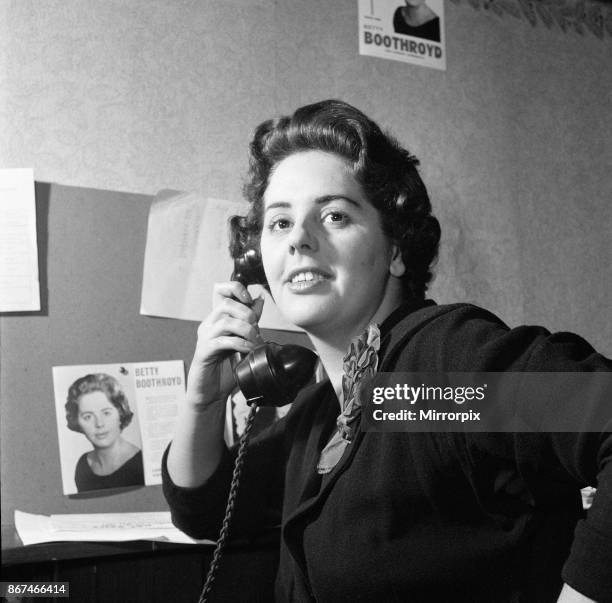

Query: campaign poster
[358,0,446,71]
[53,360,185,495]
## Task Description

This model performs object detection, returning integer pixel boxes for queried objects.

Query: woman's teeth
[291,271,325,283]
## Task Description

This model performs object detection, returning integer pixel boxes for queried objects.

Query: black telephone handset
[230,249,318,407]
[198,250,318,603]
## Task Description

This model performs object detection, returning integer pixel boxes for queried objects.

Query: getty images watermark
[360,373,612,433]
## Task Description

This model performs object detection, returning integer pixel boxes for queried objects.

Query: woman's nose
[94,415,104,428]
[287,219,318,254]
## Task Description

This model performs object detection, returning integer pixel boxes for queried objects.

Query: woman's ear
[389,244,406,277]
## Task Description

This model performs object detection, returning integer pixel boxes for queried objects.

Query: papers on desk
[0,168,41,312]
[15,510,213,546]
[140,190,300,332]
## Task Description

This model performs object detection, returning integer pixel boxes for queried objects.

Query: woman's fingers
[185,284,265,406]
[193,283,266,366]
[202,335,255,357]
[208,297,260,325]
[212,281,253,306]
[204,315,260,344]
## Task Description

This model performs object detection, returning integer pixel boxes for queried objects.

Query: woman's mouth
[287,270,330,291]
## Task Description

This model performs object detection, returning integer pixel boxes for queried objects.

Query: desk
[1,527,279,603]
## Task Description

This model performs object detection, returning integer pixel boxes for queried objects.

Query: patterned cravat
[317,323,380,474]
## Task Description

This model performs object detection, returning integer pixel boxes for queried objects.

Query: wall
[1,184,197,525]
[1,0,611,526]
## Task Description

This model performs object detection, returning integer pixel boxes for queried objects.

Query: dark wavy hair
[65,373,134,433]
[229,99,440,300]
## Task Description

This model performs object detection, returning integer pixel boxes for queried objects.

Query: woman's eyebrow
[264,195,362,212]
[315,194,362,208]
[264,201,291,212]
[79,406,113,414]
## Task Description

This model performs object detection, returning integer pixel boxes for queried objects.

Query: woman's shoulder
[75,451,91,471]
[109,447,144,485]
[110,441,142,471]
[392,6,405,28]
[384,301,610,372]
[121,448,143,470]
[122,440,140,461]
[74,452,95,490]
[383,301,507,342]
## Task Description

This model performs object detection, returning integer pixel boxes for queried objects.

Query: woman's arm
[165,387,228,488]
[408,305,612,601]
[166,281,264,487]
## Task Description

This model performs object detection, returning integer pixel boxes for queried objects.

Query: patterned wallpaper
[1,0,611,352]
[451,0,612,39]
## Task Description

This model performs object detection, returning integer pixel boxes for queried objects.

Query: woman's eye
[81,415,92,422]
[268,217,292,232]
[323,211,349,226]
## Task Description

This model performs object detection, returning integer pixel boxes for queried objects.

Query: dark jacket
[162,302,612,602]
[75,449,144,492]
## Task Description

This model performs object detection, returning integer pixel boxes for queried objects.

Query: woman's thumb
[252,294,265,322]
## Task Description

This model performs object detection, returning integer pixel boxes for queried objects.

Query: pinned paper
[140,190,299,331]
[0,168,41,312]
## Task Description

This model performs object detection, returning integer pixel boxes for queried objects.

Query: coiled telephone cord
[197,402,259,603]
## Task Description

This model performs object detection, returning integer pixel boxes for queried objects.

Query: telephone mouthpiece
[233,343,318,407]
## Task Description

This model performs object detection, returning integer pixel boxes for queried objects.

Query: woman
[66,373,144,492]
[393,0,441,43]
[163,100,611,602]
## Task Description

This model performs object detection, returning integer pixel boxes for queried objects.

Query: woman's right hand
[186,281,265,409]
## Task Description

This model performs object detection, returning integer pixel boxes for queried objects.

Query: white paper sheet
[14,510,212,545]
[140,190,299,331]
[0,168,41,311]
[53,360,185,494]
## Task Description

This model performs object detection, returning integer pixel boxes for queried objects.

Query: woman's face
[76,391,122,448]
[260,150,405,341]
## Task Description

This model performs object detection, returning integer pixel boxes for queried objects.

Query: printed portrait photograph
[53,365,145,495]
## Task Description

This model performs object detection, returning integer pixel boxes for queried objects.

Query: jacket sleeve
[524,332,612,602]
[423,306,612,601]
[161,411,288,541]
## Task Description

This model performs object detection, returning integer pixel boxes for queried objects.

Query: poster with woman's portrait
[53,360,185,494]
[359,0,446,70]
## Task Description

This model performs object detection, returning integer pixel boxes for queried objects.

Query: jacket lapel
[290,382,339,507]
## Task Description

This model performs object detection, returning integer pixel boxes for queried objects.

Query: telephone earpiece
[230,248,267,287]
[231,250,318,407]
